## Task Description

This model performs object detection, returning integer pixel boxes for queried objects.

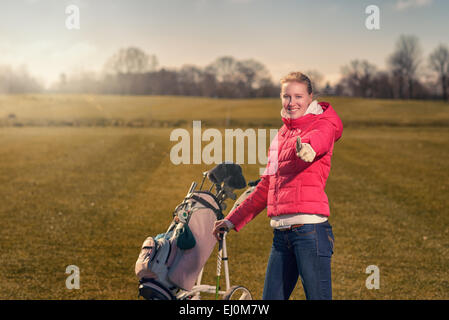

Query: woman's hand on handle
[213,219,234,241]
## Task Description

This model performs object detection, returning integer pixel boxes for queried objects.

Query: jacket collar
[280,101,330,135]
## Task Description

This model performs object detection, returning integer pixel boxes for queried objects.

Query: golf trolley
[136,163,256,300]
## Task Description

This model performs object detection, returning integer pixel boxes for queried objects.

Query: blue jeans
[262,221,334,300]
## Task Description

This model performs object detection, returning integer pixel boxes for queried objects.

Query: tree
[205,56,240,83]
[340,59,377,97]
[322,82,333,96]
[428,44,449,101]
[236,59,272,89]
[104,47,158,75]
[371,71,394,99]
[388,35,422,99]
[304,70,324,93]
[0,65,43,93]
[205,56,274,98]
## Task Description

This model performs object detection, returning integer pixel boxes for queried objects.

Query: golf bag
[135,162,246,300]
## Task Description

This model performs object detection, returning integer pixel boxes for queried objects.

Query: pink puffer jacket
[227,102,343,232]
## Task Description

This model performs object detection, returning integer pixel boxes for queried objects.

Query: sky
[1,0,448,88]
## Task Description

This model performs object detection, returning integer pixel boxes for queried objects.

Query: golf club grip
[296,136,302,152]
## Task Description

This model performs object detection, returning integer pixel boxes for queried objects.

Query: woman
[212,71,343,300]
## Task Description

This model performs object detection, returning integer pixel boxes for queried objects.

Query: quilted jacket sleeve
[301,112,343,158]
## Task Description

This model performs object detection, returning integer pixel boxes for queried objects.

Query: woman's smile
[287,106,301,112]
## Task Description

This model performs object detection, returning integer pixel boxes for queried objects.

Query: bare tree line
[1,35,448,101]
[0,65,43,93]
[53,52,280,98]
[335,35,449,101]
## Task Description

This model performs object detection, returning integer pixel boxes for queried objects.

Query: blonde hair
[280,72,313,95]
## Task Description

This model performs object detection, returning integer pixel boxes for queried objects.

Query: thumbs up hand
[296,136,316,162]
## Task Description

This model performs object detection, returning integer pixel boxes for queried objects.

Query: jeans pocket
[317,226,334,257]
[293,224,316,237]
[327,228,334,255]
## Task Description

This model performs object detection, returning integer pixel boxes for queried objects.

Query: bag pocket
[135,236,157,279]
[175,223,196,250]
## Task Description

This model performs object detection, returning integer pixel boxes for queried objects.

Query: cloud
[395,0,433,11]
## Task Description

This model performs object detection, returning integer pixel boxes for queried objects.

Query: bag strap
[190,194,224,220]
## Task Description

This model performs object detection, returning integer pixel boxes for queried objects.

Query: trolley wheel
[223,285,252,300]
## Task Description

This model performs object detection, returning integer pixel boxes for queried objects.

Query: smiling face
[280,81,314,119]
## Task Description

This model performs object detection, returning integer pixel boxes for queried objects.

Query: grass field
[0,94,448,299]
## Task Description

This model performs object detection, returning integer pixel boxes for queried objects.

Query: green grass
[0,94,448,299]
